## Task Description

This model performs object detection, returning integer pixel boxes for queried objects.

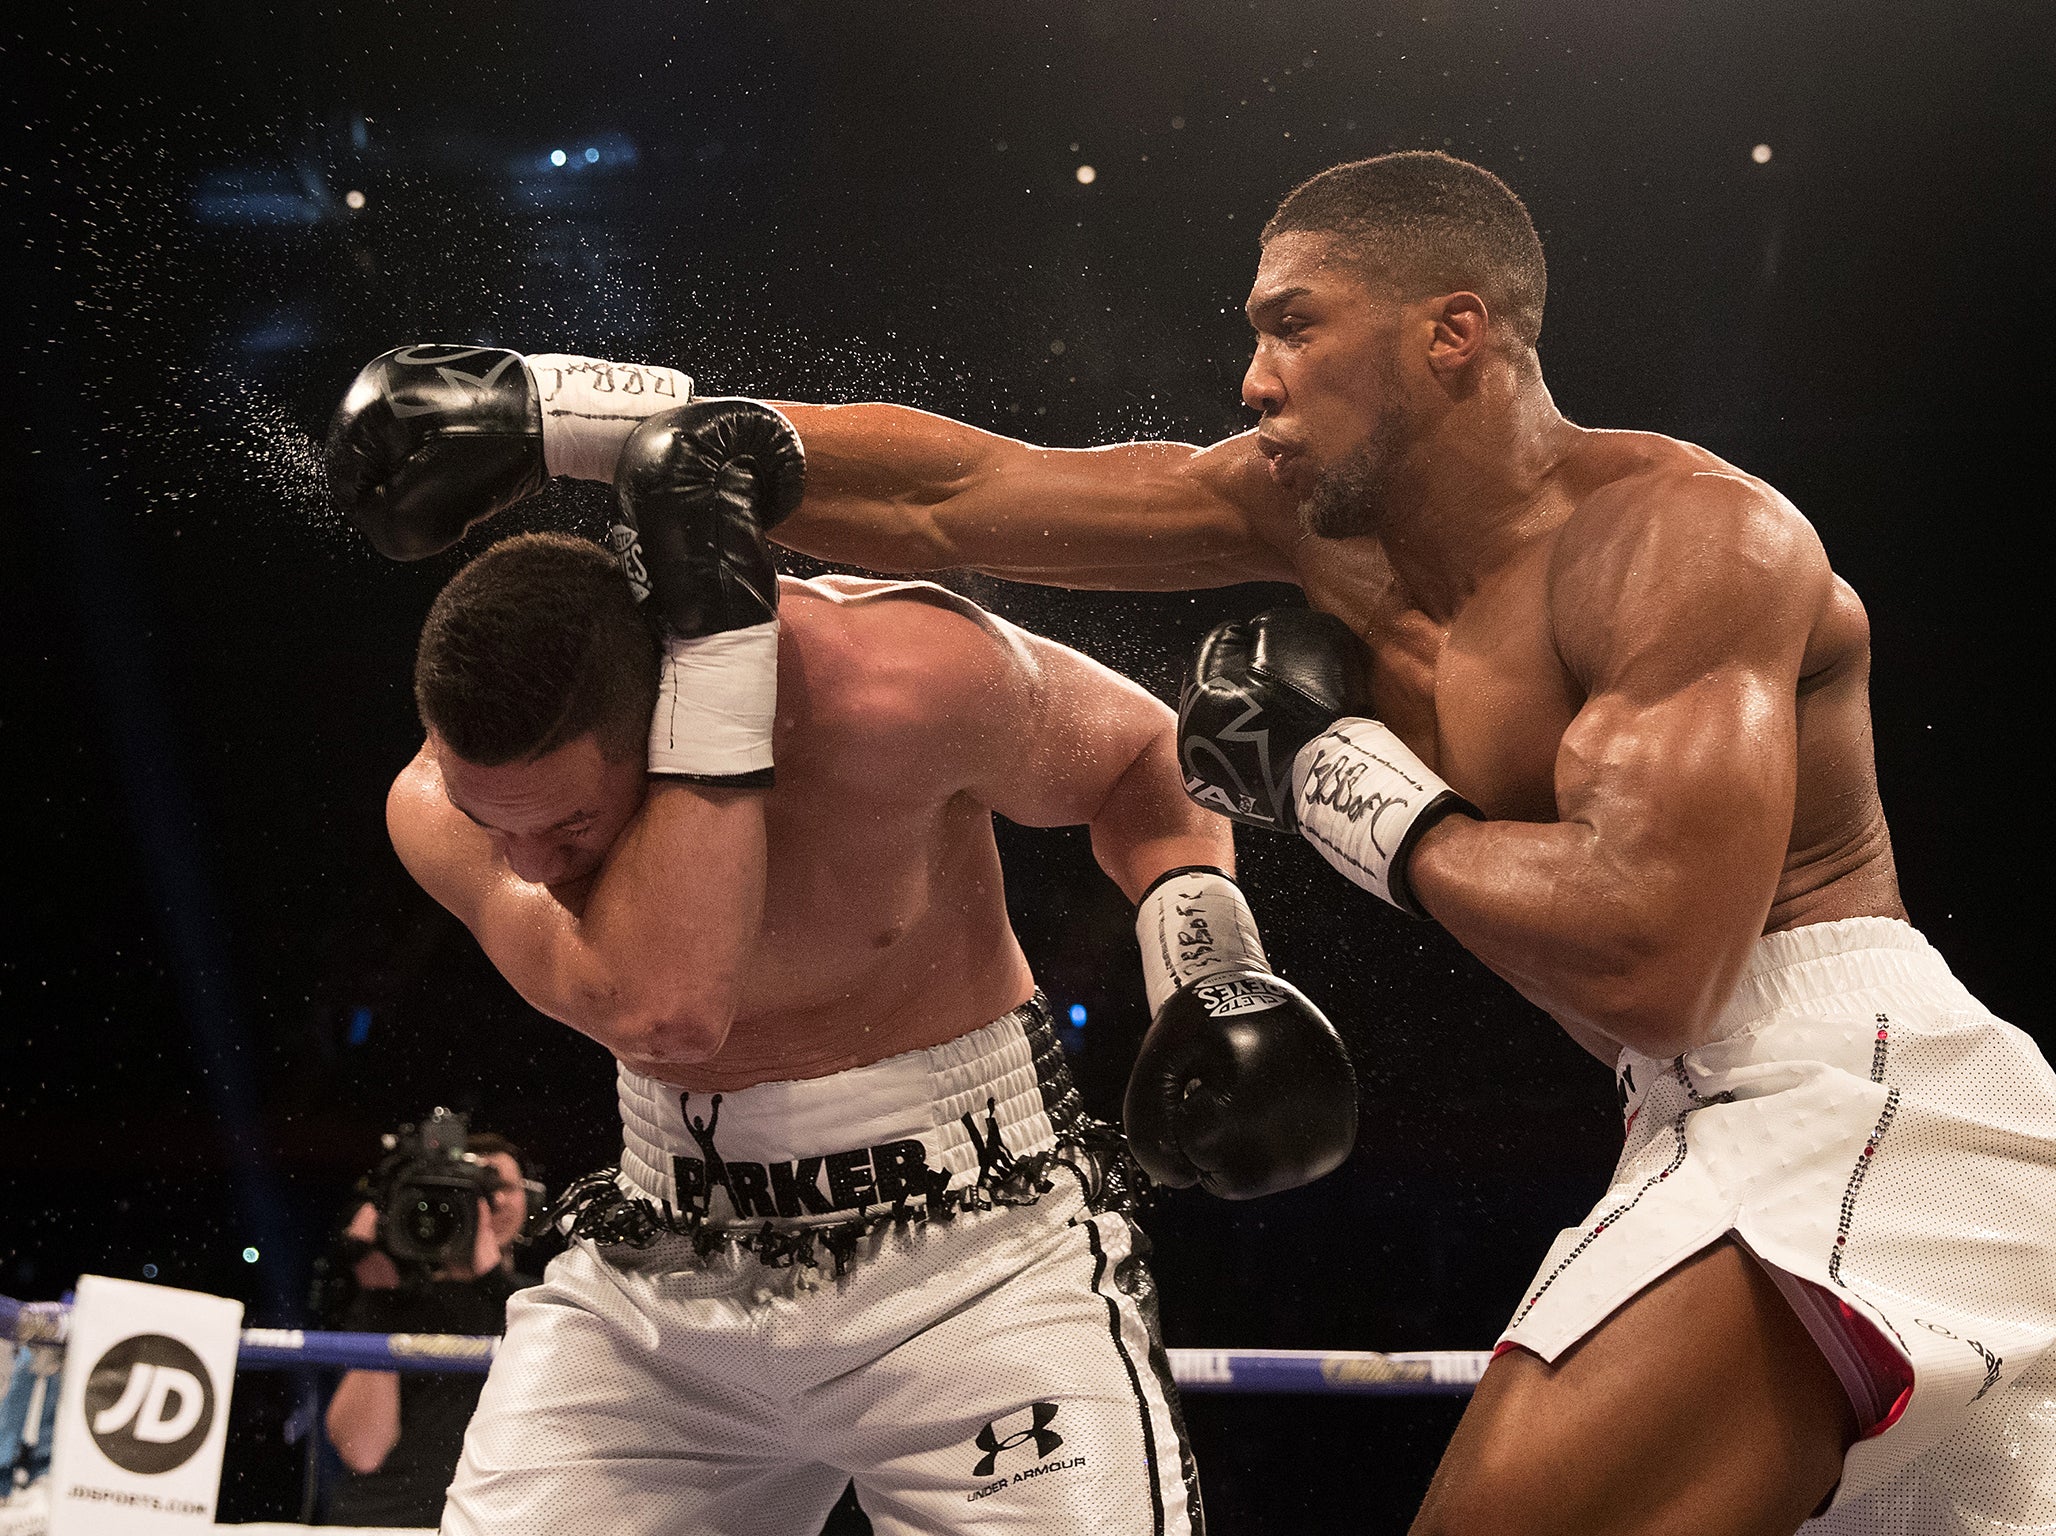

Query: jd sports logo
[972,1402,1064,1478]
[83,1334,218,1475]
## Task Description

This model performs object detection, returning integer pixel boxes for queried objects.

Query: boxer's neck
[1367,367,1576,623]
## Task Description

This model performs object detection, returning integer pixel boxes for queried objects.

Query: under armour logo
[972,1401,1064,1477]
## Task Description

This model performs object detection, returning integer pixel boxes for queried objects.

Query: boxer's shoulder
[384,744,443,833]
[787,571,1009,626]
[1546,433,1834,675]
[1555,434,1825,591]
[382,745,468,891]
[776,575,1029,750]
[780,573,1017,667]
[1559,428,1800,529]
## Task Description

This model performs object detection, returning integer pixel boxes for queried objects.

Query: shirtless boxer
[359,398,1355,1535]
[327,152,2056,1534]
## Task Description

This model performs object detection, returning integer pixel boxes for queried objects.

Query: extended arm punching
[324,343,1296,589]
[771,403,1296,590]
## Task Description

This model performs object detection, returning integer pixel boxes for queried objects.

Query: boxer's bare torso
[1255,431,1903,926]
[389,575,1214,1092]
[1244,427,1902,1058]
[780,408,1903,1061]
[740,180,1926,1532]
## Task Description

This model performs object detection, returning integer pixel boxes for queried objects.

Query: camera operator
[323,1124,539,1528]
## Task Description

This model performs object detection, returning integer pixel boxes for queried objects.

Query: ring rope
[3,1293,1489,1396]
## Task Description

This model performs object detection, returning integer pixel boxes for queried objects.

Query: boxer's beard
[1298,360,1410,541]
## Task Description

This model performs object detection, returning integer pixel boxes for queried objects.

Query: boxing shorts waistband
[1694,917,1982,1048]
[584,993,1088,1237]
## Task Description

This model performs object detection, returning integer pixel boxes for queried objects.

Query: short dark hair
[414,532,658,766]
[1262,151,1547,347]
[467,1131,524,1172]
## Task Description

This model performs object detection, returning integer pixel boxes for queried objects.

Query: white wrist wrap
[1291,719,1475,917]
[1134,868,1271,1016]
[527,353,693,482]
[649,621,779,779]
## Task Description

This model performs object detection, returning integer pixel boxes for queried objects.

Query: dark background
[5,2,2050,1529]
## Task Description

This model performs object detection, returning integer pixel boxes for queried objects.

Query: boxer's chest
[751,713,1010,979]
[1296,539,1580,823]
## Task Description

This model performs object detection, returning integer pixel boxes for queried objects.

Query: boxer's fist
[612,398,806,640]
[1123,969,1357,1199]
[612,399,805,783]
[1179,609,1374,832]
[326,345,545,560]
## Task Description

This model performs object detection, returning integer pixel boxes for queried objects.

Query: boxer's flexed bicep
[1411,471,1832,1053]
[771,405,1300,591]
[1550,473,1827,919]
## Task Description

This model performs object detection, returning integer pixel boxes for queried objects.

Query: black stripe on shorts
[1084,1212,1194,1536]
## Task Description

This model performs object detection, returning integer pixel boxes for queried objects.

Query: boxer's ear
[1425,291,1489,373]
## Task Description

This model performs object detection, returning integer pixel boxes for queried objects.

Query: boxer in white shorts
[329,158,2056,1531]
[350,390,1360,1534]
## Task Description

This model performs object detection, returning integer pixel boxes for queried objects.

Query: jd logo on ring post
[48,1274,243,1535]
[82,1334,217,1475]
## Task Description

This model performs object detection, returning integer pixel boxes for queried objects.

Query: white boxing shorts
[1499,917,2056,1531]
[442,995,1201,1536]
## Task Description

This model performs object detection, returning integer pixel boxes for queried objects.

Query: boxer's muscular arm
[772,405,1300,590]
[387,753,765,1064]
[877,587,1233,896]
[990,629,1235,900]
[1406,473,1829,1059]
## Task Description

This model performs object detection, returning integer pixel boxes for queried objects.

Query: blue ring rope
[4,1294,1489,1396]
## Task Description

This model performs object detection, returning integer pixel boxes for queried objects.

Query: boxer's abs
[623,781,1036,1095]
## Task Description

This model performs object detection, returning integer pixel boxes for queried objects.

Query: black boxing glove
[610,399,806,785]
[326,345,693,560]
[1123,866,1357,1199]
[1178,608,1373,832]
[326,345,544,559]
[1180,610,1477,917]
